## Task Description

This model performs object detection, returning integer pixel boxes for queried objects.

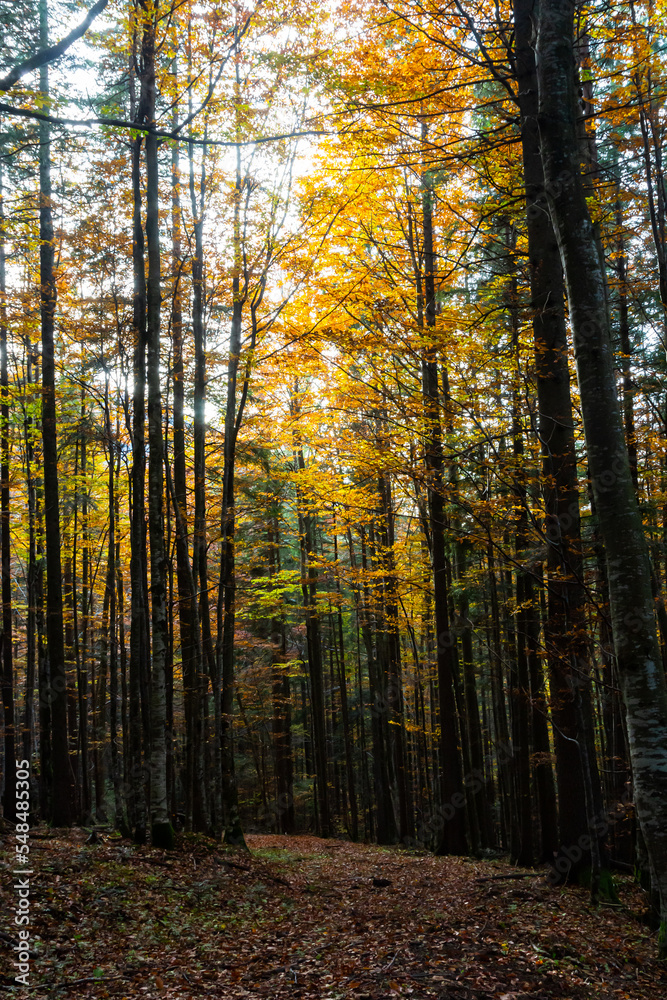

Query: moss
[223,810,249,851]
[578,866,620,904]
[658,920,667,961]
[117,818,132,840]
[133,824,147,845]
[151,820,175,850]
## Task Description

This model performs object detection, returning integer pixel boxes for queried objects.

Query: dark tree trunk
[377,466,413,841]
[507,242,534,867]
[487,544,513,849]
[360,525,396,843]
[137,0,172,849]
[268,515,295,834]
[537,0,667,951]
[293,430,330,838]
[128,112,149,842]
[76,411,90,821]
[215,77,251,847]
[186,41,214,829]
[170,64,205,832]
[513,0,598,872]
[0,161,16,823]
[23,358,38,770]
[23,346,48,812]
[333,524,358,841]
[105,385,125,832]
[39,0,73,827]
[420,145,466,855]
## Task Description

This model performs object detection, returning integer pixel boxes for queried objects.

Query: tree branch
[0,0,109,93]
[0,101,328,146]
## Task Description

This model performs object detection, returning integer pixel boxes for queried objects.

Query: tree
[39,0,74,827]
[536,0,667,951]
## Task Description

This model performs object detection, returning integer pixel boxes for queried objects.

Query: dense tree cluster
[1,0,667,956]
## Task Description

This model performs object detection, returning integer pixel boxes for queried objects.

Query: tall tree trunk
[537,0,667,953]
[39,0,73,826]
[507,236,534,867]
[215,55,250,846]
[293,427,330,837]
[268,514,295,834]
[487,543,513,849]
[333,522,358,841]
[105,385,125,833]
[0,160,16,823]
[357,526,395,843]
[513,0,597,872]
[23,373,37,769]
[77,401,90,821]
[420,137,466,854]
[23,345,48,811]
[170,58,205,832]
[186,33,215,830]
[138,0,173,849]
[377,465,413,841]
[129,97,148,842]
[456,543,492,848]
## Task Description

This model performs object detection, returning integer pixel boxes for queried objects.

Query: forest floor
[1,829,666,999]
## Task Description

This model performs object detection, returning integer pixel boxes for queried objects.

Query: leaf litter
[1,829,665,999]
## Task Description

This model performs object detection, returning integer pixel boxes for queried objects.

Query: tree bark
[39,0,73,826]
[139,0,172,849]
[128,59,149,844]
[513,0,598,870]
[0,159,16,823]
[536,0,667,953]
[268,514,294,834]
[293,428,330,838]
[215,57,251,846]
[420,144,466,855]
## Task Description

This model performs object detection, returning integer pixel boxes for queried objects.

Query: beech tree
[536,0,667,950]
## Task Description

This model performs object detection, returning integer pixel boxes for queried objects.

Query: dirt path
[1,830,665,998]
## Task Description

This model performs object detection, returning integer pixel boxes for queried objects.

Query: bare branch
[0,0,110,93]
[0,102,328,147]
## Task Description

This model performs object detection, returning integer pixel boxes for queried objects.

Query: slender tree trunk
[170,60,205,832]
[333,523,358,840]
[420,138,466,854]
[531,567,559,861]
[137,0,172,849]
[347,528,375,840]
[76,404,90,821]
[104,385,125,832]
[23,346,48,812]
[268,514,295,833]
[0,160,16,822]
[507,243,534,867]
[39,0,73,826]
[457,550,492,849]
[377,465,413,841]
[186,35,214,830]
[360,525,395,843]
[23,382,37,768]
[129,111,148,841]
[293,429,330,837]
[487,544,513,849]
[215,63,249,846]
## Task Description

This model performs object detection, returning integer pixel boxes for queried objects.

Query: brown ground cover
[1,830,665,998]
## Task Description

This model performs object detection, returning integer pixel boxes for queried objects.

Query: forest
[1,0,667,994]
